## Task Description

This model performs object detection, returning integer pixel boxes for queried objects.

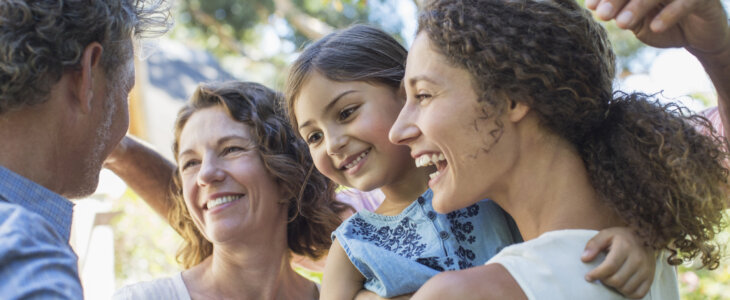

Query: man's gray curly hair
[0,0,172,114]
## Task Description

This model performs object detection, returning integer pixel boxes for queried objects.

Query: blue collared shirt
[0,166,82,299]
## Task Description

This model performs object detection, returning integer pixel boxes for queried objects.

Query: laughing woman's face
[389,33,523,213]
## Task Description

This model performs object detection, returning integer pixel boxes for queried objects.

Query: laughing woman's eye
[415,93,432,103]
[338,105,358,121]
[307,132,323,145]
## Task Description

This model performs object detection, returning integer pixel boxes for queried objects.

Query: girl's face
[294,72,417,192]
[177,105,287,244]
[389,33,522,213]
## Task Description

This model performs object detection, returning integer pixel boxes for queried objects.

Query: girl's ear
[507,100,530,123]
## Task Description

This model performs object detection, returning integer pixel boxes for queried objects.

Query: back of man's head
[0,0,171,114]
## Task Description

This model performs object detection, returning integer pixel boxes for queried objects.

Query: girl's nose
[326,133,348,156]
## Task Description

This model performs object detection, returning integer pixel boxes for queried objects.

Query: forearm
[104,135,175,219]
[691,31,730,142]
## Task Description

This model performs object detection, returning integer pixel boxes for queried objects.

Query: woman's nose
[197,157,225,186]
[389,103,421,145]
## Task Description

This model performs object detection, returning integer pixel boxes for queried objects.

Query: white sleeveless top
[486,229,679,300]
[113,272,322,299]
[113,272,190,300]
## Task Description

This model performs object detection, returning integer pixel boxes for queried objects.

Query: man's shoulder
[0,201,82,299]
[0,201,68,253]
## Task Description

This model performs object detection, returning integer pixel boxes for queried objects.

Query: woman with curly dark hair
[113,81,349,299]
[389,0,729,298]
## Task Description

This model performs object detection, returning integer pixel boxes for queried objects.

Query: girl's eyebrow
[323,90,357,113]
[299,90,358,129]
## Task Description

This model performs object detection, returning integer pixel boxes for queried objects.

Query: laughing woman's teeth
[208,195,238,209]
[416,154,446,168]
[429,171,441,179]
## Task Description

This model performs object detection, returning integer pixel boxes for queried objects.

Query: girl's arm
[104,135,175,218]
[321,239,366,300]
[581,227,655,299]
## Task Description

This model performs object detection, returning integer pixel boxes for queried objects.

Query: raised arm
[587,0,730,140]
[104,135,176,218]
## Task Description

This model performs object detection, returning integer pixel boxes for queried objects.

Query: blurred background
[70,0,730,298]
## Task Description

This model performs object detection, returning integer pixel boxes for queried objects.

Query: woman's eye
[181,160,199,170]
[222,146,244,155]
[338,105,358,121]
[307,132,323,145]
[415,93,432,103]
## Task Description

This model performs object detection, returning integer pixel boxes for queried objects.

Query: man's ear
[507,99,530,123]
[75,42,104,114]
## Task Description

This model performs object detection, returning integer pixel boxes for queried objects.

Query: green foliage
[678,223,730,299]
[112,189,183,288]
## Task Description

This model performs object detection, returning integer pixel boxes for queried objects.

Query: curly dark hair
[419,0,728,268]
[0,0,171,114]
[285,24,407,134]
[169,81,349,268]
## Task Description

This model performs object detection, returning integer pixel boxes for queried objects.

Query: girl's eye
[307,132,323,145]
[181,159,199,171]
[338,105,358,121]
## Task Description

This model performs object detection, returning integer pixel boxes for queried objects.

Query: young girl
[284,24,655,298]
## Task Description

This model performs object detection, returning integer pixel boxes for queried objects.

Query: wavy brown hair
[169,81,348,268]
[284,24,407,134]
[419,0,728,268]
[0,0,171,114]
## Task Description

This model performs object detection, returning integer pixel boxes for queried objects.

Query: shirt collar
[0,166,74,240]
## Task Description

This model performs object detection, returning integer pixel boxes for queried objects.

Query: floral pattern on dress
[447,204,480,268]
[348,203,484,272]
[350,217,428,259]
[416,257,445,272]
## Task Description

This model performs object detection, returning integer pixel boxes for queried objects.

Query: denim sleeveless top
[332,189,522,297]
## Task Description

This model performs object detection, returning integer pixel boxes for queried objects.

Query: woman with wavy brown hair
[388,0,729,298]
[113,81,349,299]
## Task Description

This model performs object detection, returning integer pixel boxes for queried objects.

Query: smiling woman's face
[176,105,286,244]
[389,33,522,213]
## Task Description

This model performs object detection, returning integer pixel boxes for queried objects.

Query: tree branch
[273,0,334,40]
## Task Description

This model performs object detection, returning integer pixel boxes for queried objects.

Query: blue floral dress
[332,189,522,297]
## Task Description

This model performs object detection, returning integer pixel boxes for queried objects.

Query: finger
[582,232,614,262]
[592,0,631,21]
[585,250,628,282]
[612,0,662,29]
[600,259,637,293]
[586,0,601,10]
[631,280,653,299]
[616,269,645,299]
[649,0,699,32]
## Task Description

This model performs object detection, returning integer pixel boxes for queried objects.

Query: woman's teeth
[207,195,239,210]
[415,153,445,168]
[429,171,441,179]
[345,151,368,169]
